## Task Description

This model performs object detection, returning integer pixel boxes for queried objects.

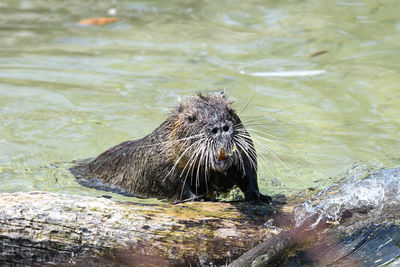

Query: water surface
[1,0,399,201]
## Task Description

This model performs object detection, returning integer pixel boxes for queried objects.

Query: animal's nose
[211,122,232,136]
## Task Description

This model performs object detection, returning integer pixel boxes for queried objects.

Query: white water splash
[294,167,400,227]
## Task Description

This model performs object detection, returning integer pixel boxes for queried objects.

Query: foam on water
[294,167,400,227]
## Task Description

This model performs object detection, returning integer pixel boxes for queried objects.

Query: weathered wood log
[0,191,285,266]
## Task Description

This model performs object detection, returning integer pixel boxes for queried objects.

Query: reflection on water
[0,0,400,201]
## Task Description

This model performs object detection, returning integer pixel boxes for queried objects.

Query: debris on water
[310,50,328,57]
[108,8,117,16]
[79,17,121,26]
[240,70,326,77]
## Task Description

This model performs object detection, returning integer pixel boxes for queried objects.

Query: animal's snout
[210,122,233,137]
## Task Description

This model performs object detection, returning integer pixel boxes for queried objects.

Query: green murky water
[1,0,399,201]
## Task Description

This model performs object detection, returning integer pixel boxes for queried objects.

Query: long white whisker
[233,137,257,172]
[245,128,279,140]
[179,140,206,178]
[179,141,206,199]
[251,138,287,169]
[233,139,246,175]
[164,138,205,181]
[157,134,204,154]
[141,134,204,150]
[204,139,210,195]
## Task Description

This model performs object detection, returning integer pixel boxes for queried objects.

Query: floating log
[0,191,285,265]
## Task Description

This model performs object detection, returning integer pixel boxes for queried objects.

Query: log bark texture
[0,191,281,265]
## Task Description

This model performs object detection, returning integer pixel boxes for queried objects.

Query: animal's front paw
[259,193,272,204]
[245,191,272,204]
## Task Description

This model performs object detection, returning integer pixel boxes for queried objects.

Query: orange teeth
[216,145,237,161]
[217,147,227,161]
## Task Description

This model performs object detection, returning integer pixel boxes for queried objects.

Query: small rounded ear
[177,103,184,113]
[220,89,227,98]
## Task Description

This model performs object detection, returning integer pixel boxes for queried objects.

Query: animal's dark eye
[188,115,196,123]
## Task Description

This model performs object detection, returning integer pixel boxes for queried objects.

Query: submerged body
[71,93,270,202]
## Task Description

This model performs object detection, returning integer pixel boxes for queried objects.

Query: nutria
[71,92,271,203]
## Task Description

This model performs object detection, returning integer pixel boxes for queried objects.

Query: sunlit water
[1,0,400,202]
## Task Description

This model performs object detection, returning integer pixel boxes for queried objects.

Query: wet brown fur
[71,93,271,202]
